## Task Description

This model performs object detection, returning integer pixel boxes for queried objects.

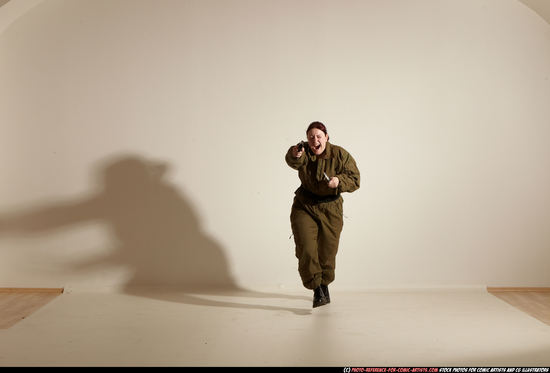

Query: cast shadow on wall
[0,154,310,315]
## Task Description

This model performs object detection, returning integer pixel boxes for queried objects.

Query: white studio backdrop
[1,0,549,292]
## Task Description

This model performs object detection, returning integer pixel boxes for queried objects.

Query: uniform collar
[320,141,333,159]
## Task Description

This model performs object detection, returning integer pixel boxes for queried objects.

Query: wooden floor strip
[487,287,550,293]
[0,287,64,293]
[0,288,63,329]
[488,287,550,326]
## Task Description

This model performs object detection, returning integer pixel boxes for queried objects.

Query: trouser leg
[290,202,322,290]
[317,199,344,286]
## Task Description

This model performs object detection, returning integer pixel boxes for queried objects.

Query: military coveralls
[285,142,360,290]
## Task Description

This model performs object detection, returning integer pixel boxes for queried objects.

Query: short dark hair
[306,121,327,135]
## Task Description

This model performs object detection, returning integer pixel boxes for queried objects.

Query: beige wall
[1,0,549,292]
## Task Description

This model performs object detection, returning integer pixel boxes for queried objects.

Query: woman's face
[307,128,328,156]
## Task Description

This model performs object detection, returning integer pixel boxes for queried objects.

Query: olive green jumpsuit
[285,142,360,290]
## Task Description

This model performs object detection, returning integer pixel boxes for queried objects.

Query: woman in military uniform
[286,121,360,308]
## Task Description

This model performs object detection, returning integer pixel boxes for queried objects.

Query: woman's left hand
[328,177,339,189]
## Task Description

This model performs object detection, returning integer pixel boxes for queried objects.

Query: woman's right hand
[292,145,304,158]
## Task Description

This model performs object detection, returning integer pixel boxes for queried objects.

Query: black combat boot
[320,284,330,303]
[313,286,328,308]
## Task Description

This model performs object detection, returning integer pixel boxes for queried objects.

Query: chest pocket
[323,158,341,178]
[305,156,340,181]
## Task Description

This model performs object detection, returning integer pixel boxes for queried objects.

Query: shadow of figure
[0,154,310,315]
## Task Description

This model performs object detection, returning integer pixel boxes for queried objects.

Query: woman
[285,121,360,308]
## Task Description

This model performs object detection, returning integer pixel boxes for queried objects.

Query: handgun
[296,141,305,151]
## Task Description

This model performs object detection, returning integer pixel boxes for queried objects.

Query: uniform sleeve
[336,150,360,194]
[285,146,307,170]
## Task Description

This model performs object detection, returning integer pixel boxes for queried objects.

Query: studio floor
[1,287,549,367]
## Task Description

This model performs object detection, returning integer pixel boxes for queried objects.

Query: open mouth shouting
[307,127,328,155]
[308,141,326,155]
